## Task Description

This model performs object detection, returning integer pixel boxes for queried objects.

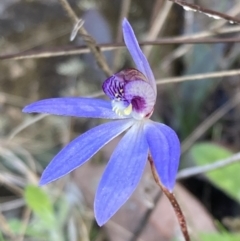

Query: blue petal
[40,119,134,185]
[144,122,180,191]
[122,18,156,94]
[94,123,148,226]
[23,98,128,119]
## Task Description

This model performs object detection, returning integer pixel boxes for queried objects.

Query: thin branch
[156,69,240,85]
[3,36,240,60]
[107,220,145,241]
[113,0,131,70]
[0,92,29,107]
[17,208,31,241]
[0,212,15,239]
[168,0,240,24]
[144,1,173,57]
[0,199,25,212]
[0,173,24,195]
[8,114,48,140]
[70,18,84,41]
[10,68,240,121]
[177,151,240,180]
[8,89,105,139]
[58,0,111,76]
[161,3,240,68]
[148,156,190,241]
[130,191,162,241]
[209,1,240,30]
[181,93,240,154]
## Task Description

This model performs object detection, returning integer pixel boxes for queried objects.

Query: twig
[0,92,29,107]
[0,212,15,239]
[156,69,240,85]
[168,0,240,24]
[11,69,240,140]
[7,69,240,140]
[8,114,48,140]
[113,0,131,70]
[148,156,190,241]
[209,1,240,30]
[181,93,240,153]
[0,199,25,212]
[107,220,145,241]
[7,89,105,139]
[144,1,173,57]
[0,174,24,195]
[17,208,31,241]
[161,3,240,68]
[70,18,84,41]
[58,0,111,76]
[177,151,240,180]
[4,35,240,60]
[129,191,162,241]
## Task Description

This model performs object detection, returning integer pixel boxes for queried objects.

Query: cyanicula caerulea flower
[23,19,180,226]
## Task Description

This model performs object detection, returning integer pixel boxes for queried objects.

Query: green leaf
[24,185,55,226]
[200,232,240,241]
[0,231,6,241]
[190,142,240,201]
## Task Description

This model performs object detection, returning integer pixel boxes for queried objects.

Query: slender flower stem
[148,156,190,241]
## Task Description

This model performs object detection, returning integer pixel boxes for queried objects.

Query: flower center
[112,100,132,116]
[102,69,156,120]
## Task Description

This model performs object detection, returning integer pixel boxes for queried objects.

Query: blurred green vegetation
[190,142,240,201]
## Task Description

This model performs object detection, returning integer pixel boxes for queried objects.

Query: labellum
[102,68,156,120]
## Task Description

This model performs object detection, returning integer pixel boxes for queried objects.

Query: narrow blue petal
[122,18,156,94]
[94,123,148,226]
[23,98,128,119]
[144,122,180,191]
[40,119,134,185]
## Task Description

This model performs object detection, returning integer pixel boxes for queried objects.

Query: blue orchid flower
[23,19,180,226]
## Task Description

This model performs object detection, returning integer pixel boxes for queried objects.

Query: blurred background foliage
[1,0,240,240]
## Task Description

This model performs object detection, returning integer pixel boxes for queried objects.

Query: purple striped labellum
[103,68,156,120]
